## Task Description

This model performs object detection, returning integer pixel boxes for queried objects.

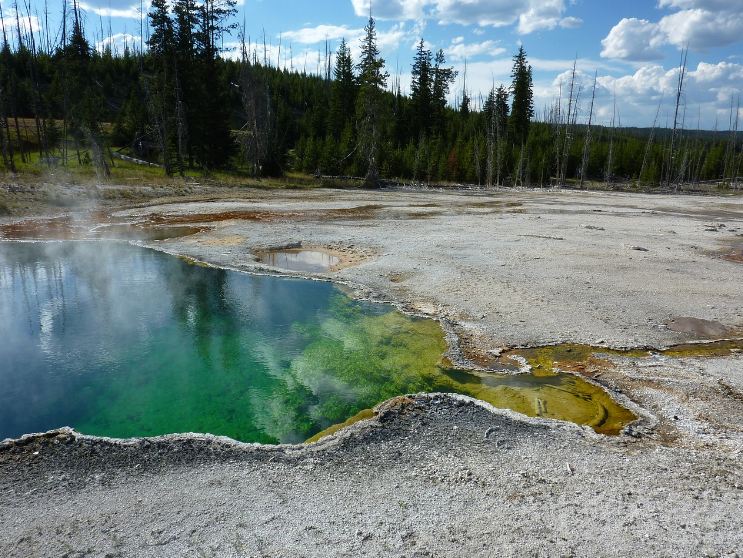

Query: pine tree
[485,84,509,186]
[65,1,109,176]
[410,39,432,139]
[431,49,456,136]
[146,0,178,174]
[494,86,509,137]
[355,15,388,186]
[148,0,175,58]
[173,0,200,166]
[459,91,470,117]
[194,0,237,169]
[510,46,533,147]
[328,38,355,140]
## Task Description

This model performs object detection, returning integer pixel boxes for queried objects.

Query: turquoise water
[0,241,636,443]
[0,241,451,443]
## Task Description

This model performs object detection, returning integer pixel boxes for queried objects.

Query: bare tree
[559,58,579,185]
[666,47,688,189]
[552,81,563,183]
[638,97,662,186]
[579,71,597,188]
[605,91,616,184]
[723,95,740,185]
[485,88,494,188]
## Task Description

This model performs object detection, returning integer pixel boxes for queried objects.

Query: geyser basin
[0,242,635,443]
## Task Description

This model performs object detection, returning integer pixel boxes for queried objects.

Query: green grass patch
[4,148,324,191]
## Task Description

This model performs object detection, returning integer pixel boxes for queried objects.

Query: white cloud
[593,60,743,126]
[559,16,583,29]
[350,0,428,20]
[78,1,146,19]
[658,9,743,50]
[349,0,574,35]
[282,25,361,45]
[516,0,567,34]
[0,8,41,35]
[447,37,504,60]
[434,0,527,27]
[602,1,743,60]
[600,18,665,61]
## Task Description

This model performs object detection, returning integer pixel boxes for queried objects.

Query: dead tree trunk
[605,92,616,184]
[638,98,662,186]
[723,96,740,185]
[667,48,688,190]
[559,59,578,185]
[579,71,597,189]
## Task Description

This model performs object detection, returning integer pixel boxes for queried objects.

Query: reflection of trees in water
[0,242,122,437]
[163,259,238,368]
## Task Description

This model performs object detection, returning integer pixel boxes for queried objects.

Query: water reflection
[258,249,340,273]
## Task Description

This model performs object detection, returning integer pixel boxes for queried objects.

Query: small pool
[0,241,635,443]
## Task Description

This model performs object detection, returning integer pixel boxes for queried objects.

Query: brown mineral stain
[0,215,203,241]
[141,204,384,226]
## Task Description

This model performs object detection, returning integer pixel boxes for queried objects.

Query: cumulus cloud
[447,37,505,60]
[282,25,361,45]
[78,1,147,19]
[435,0,542,28]
[350,0,576,35]
[658,9,743,50]
[593,60,743,125]
[601,18,666,61]
[351,0,428,20]
[602,0,743,60]
[515,0,570,34]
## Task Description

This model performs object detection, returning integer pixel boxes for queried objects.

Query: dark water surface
[0,241,635,443]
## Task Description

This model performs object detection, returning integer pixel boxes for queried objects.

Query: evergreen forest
[0,0,741,189]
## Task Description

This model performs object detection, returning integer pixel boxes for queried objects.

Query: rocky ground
[1,184,742,557]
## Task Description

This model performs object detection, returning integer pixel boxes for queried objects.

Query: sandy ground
[1,186,742,557]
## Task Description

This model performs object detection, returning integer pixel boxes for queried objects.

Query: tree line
[0,0,740,188]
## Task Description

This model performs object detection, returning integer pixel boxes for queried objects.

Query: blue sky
[5,0,743,128]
